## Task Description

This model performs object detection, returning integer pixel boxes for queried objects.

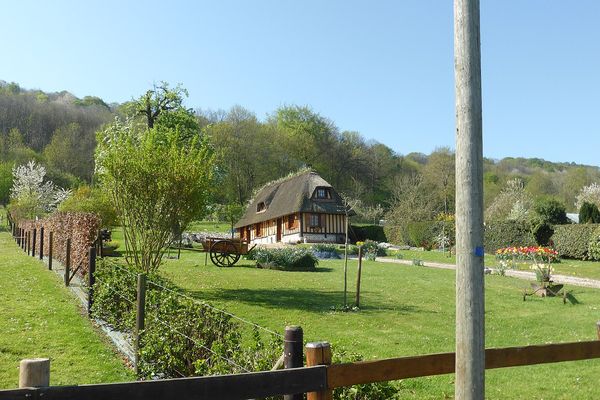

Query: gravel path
[373,257,600,289]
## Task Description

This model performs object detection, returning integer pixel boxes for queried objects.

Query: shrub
[551,224,600,259]
[350,224,387,243]
[483,221,536,253]
[531,220,554,246]
[310,243,340,259]
[247,247,318,271]
[92,259,282,379]
[58,186,118,227]
[579,202,600,224]
[404,222,438,249]
[533,198,568,225]
[588,227,600,261]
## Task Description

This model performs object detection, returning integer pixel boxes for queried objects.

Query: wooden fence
[3,338,600,399]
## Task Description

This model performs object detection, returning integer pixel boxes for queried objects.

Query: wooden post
[65,239,71,287]
[19,358,50,388]
[48,232,53,270]
[455,0,485,398]
[284,326,304,400]
[88,247,97,317]
[25,231,29,254]
[32,228,37,258]
[306,342,332,400]
[39,227,44,260]
[356,246,363,308]
[135,273,147,375]
[343,208,349,307]
[97,229,103,258]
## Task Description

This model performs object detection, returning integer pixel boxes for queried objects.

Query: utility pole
[454,0,485,399]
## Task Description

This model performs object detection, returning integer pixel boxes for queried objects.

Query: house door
[276,218,282,242]
[245,227,251,241]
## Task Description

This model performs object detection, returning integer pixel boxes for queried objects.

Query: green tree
[96,87,215,273]
[532,198,568,225]
[579,202,600,224]
[44,123,95,181]
[0,162,12,205]
[58,186,118,227]
[422,147,455,214]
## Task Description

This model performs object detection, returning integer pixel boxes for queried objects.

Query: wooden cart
[201,237,256,267]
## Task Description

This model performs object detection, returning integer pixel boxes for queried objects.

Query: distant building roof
[234,170,350,228]
[566,213,579,223]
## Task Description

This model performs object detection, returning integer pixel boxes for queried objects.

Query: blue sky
[1,1,599,165]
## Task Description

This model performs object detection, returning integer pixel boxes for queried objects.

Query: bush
[310,243,341,259]
[588,227,600,261]
[92,259,282,379]
[579,202,600,224]
[58,186,118,227]
[533,198,568,225]
[552,224,600,259]
[350,224,387,243]
[531,220,554,246]
[484,220,536,253]
[247,247,318,271]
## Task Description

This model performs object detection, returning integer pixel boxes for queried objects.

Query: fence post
[48,232,53,270]
[32,228,37,258]
[97,229,103,258]
[25,231,29,254]
[88,247,97,318]
[64,239,71,287]
[284,326,304,400]
[305,342,333,400]
[19,358,50,388]
[39,227,44,260]
[135,273,147,375]
[356,246,363,308]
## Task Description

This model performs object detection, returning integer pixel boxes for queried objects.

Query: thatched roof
[235,171,349,228]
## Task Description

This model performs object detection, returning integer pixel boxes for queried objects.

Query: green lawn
[0,226,134,389]
[156,249,600,399]
[389,249,600,280]
[186,220,232,234]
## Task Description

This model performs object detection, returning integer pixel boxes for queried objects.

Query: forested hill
[1,80,599,214]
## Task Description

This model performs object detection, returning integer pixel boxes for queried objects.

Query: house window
[309,214,321,227]
[257,202,266,212]
[287,214,296,229]
[315,188,331,199]
[255,223,261,237]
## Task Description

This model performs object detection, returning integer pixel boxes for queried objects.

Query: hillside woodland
[2,80,600,243]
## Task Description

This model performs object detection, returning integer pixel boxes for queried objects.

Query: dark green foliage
[551,224,600,259]
[350,224,387,243]
[533,198,568,224]
[91,259,281,379]
[531,221,554,246]
[483,221,536,253]
[0,162,12,205]
[587,227,600,261]
[247,247,318,271]
[579,202,600,224]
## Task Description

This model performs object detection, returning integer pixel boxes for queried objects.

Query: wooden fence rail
[3,339,600,400]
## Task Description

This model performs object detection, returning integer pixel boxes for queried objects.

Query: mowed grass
[389,249,600,281]
[0,227,134,389]
[159,249,600,399]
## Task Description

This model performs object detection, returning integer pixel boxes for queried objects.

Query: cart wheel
[210,240,241,267]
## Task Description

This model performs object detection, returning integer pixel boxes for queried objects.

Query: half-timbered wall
[238,213,346,244]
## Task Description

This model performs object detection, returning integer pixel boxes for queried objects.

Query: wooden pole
[48,232,53,270]
[305,342,332,400]
[343,208,349,307]
[355,246,363,308]
[454,0,485,398]
[19,358,50,388]
[65,239,71,287]
[97,229,103,258]
[135,273,147,375]
[284,326,304,400]
[88,247,96,318]
[39,227,44,260]
[32,228,36,258]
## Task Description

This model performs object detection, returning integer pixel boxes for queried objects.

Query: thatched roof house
[235,171,350,244]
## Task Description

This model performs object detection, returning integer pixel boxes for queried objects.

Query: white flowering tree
[575,183,600,210]
[9,160,70,219]
[485,178,532,222]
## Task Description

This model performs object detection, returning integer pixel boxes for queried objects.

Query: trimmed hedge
[384,221,454,249]
[350,224,387,243]
[246,247,318,271]
[484,221,536,253]
[551,224,600,259]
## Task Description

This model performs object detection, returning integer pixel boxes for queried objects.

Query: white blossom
[575,182,600,210]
